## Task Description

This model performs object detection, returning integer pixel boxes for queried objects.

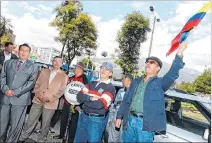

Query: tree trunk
[67,40,76,68]
[60,39,67,58]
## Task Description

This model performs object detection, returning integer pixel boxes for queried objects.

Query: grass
[167,100,209,123]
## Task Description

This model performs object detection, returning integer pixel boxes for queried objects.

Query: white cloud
[19,2,41,13]
[163,1,211,33]
[95,19,124,57]
[1,1,9,14]
[18,1,53,16]
[90,15,102,24]
[2,4,62,51]
[131,1,147,11]
[38,4,52,11]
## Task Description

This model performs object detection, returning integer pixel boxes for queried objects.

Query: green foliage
[81,57,96,70]
[50,0,97,65]
[176,82,195,94]
[177,68,211,95]
[193,68,211,94]
[116,11,150,74]
[0,16,13,45]
[115,59,145,78]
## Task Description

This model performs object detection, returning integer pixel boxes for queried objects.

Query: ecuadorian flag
[166,1,211,56]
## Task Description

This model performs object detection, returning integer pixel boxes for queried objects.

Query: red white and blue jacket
[77,79,116,115]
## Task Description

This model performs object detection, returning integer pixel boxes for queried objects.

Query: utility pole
[148,6,160,57]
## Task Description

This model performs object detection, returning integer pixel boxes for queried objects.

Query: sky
[1,0,211,72]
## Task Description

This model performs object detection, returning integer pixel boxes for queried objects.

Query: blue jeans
[74,112,108,142]
[122,114,155,142]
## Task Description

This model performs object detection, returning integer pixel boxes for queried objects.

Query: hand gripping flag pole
[166,1,211,57]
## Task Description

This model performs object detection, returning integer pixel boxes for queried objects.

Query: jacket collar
[98,79,111,84]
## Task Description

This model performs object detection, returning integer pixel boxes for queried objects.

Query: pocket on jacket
[148,86,164,101]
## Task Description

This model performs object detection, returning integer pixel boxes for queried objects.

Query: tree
[116,11,150,74]
[193,68,211,94]
[176,82,195,94]
[101,51,108,57]
[81,57,96,70]
[110,53,115,59]
[0,16,13,47]
[50,0,97,66]
[176,68,211,95]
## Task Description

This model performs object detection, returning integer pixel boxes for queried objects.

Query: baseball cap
[100,62,113,72]
[146,56,163,68]
[61,64,68,71]
[75,62,86,70]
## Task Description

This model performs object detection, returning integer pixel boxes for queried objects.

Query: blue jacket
[116,55,184,132]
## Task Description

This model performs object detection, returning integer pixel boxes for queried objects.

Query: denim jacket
[116,55,184,132]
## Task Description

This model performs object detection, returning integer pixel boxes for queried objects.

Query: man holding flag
[115,41,188,142]
[115,3,211,142]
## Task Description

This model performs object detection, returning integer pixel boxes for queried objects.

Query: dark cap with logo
[146,56,163,68]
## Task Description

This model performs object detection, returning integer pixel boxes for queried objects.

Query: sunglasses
[145,60,158,66]
[41,66,47,69]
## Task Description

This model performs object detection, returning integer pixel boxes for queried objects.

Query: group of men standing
[0,40,188,143]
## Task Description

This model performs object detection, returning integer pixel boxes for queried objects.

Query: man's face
[6,44,14,53]
[52,58,63,69]
[122,75,131,88]
[74,66,83,76]
[145,59,160,75]
[121,75,126,86]
[100,67,112,79]
[18,46,30,60]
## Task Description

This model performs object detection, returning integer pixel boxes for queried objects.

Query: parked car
[110,81,211,143]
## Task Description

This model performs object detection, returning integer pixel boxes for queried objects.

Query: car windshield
[201,102,211,113]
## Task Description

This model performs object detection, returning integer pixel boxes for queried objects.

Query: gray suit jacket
[0,59,38,106]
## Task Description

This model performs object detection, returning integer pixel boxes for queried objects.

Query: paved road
[24,116,63,143]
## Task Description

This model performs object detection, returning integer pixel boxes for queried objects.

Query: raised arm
[161,42,187,91]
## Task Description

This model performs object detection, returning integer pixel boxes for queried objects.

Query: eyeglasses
[41,66,47,69]
[145,60,158,66]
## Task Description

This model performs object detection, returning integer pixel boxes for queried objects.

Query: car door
[154,98,210,142]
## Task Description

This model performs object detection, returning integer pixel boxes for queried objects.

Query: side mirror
[203,129,209,140]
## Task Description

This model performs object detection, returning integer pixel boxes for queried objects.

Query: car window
[165,98,209,136]
[181,102,209,124]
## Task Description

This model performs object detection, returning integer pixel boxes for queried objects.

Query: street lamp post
[148,6,160,57]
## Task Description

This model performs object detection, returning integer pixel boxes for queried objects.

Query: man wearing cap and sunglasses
[74,62,116,142]
[116,42,188,142]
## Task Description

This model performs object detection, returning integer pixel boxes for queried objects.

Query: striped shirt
[77,80,116,115]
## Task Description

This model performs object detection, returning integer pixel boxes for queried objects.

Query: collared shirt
[96,79,111,87]
[49,70,60,84]
[130,78,150,114]
[4,51,11,62]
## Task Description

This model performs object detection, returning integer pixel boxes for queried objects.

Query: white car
[111,81,211,143]
[154,89,211,142]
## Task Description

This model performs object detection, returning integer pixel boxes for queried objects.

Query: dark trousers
[60,102,79,142]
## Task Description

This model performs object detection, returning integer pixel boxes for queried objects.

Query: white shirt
[4,52,11,62]
[96,79,111,87]
[49,70,60,84]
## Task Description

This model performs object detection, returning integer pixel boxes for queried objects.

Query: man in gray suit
[0,43,38,143]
